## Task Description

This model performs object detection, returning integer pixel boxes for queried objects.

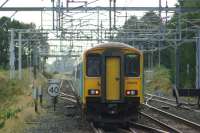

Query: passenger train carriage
[73,42,144,123]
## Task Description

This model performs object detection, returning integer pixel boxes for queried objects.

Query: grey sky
[0,0,177,27]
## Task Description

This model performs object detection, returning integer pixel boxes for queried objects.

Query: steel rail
[117,128,134,133]
[145,94,200,113]
[140,112,182,133]
[59,79,63,89]
[128,122,169,133]
[145,93,176,102]
[145,97,177,107]
[143,103,200,130]
[90,123,104,133]
[146,93,198,106]
[146,97,200,113]
[59,92,76,99]
[59,96,77,103]
[129,128,137,133]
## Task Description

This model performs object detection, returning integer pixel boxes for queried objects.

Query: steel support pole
[52,0,55,30]
[18,32,22,80]
[41,11,43,30]
[196,31,200,89]
[9,29,15,79]
[58,0,61,30]
[109,0,112,40]
[148,52,151,70]
[33,46,38,79]
[174,44,177,87]
[175,42,180,89]
[158,0,162,67]
[29,52,32,81]
[61,2,64,30]
[178,0,182,40]
[113,0,116,29]
[100,21,103,43]
[97,7,100,43]
[151,45,154,70]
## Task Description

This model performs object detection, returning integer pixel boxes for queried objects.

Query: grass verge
[0,69,47,133]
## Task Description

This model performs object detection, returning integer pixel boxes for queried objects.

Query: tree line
[0,17,36,69]
[118,0,200,88]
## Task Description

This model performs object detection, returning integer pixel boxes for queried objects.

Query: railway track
[145,93,200,111]
[142,97,200,133]
[90,123,141,133]
[90,120,169,133]
[90,123,105,133]
[128,122,169,133]
[139,112,181,133]
[59,91,77,103]
[145,94,200,113]
[58,81,200,133]
[24,79,91,133]
[145,93,200,124]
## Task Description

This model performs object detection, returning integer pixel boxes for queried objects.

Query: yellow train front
[76,42,143,123]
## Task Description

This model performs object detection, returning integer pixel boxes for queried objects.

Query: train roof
[86,42,141,53]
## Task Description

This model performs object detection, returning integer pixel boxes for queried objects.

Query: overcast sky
[0,0,178,64]
[0,0,178,27]
[1,0,177,7]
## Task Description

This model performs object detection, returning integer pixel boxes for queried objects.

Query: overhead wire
[0,0,9,8]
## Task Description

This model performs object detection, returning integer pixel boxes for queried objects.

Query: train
[72,42,144,123]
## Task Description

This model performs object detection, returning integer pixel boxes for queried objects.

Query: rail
[143,102,200,130]
[128,122,169,133]
[90,123,105,133]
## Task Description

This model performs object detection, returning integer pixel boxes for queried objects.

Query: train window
[125,54,140,77]
[86,54,101,77]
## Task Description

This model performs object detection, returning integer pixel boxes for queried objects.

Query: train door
[106,57,120,100]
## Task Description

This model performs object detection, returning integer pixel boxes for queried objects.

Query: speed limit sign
[48,84,60,97]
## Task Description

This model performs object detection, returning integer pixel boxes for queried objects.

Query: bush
[145,65,172,96]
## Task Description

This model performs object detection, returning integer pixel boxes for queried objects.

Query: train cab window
[125,54,140,77]
[86,54,101,76]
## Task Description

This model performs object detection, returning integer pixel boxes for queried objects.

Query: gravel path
[23,80,92,133]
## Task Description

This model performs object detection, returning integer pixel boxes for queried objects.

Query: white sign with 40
[48,84,60,97]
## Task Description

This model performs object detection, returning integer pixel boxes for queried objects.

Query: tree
[118,0,200,88]
[166,0,200,88]
[116,11,161,68]
[0,17,36,69]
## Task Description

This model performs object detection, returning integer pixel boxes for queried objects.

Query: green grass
[0,70,30,106]
[145,65,172,96]
[0,69,47,132]
[0,107,22,121]
[0,69,33,129]
[0,70,30,129]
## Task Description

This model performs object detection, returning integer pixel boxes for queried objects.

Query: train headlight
[88,89,100,95]
[126,90,137,96]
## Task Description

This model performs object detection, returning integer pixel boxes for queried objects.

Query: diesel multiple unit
[73,42,144,123]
